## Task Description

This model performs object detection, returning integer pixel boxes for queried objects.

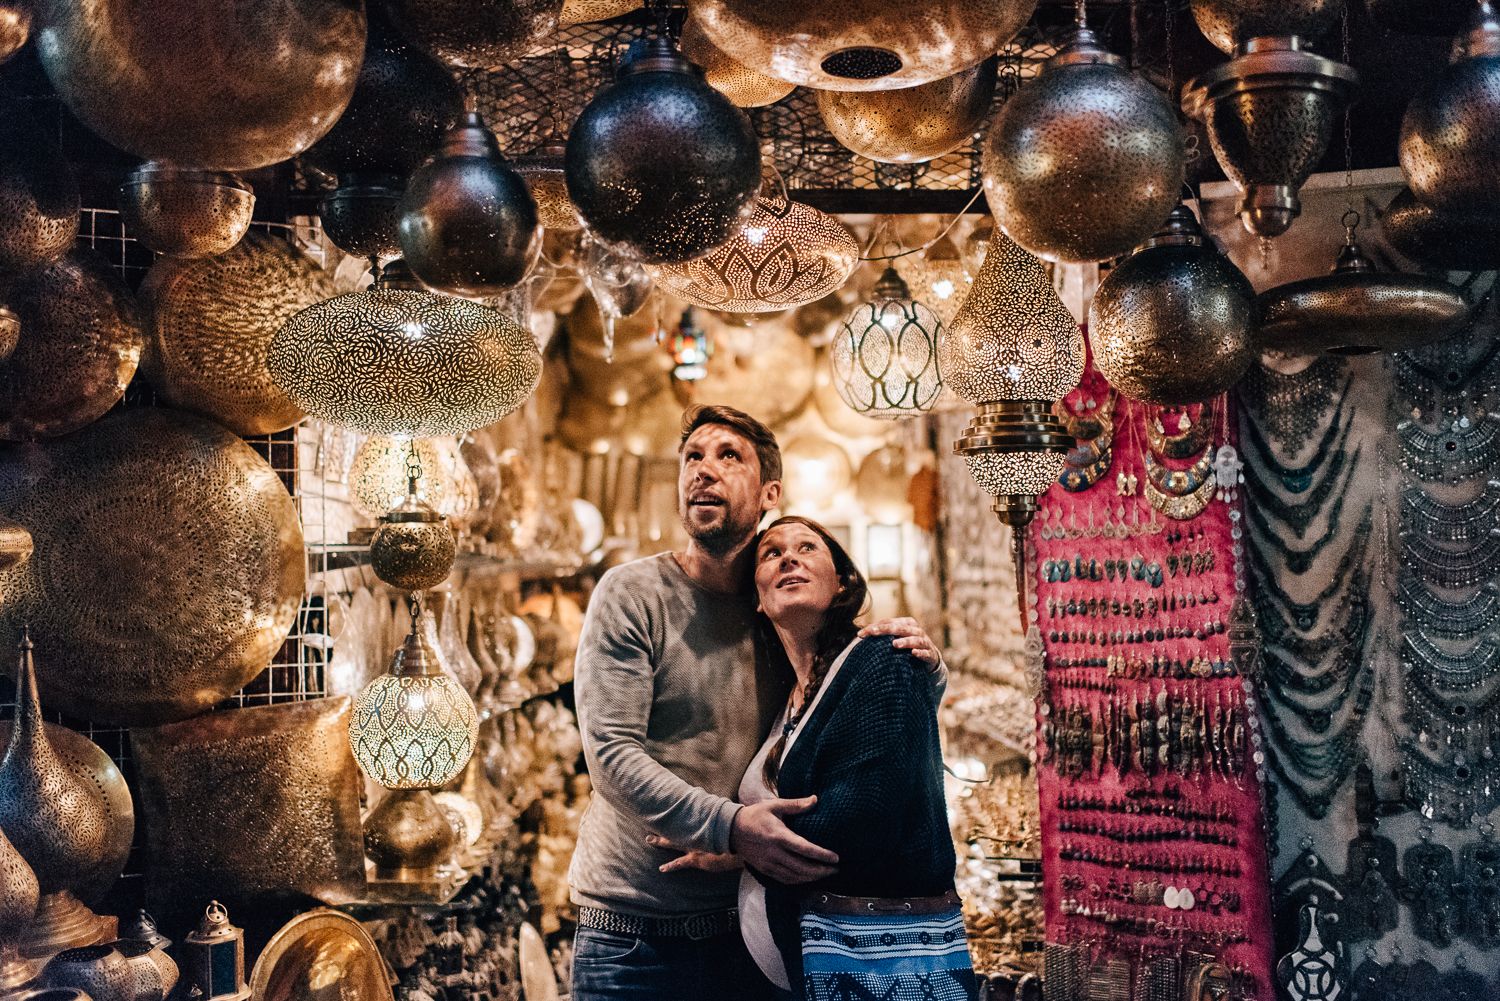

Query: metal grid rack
[0,209,339,910]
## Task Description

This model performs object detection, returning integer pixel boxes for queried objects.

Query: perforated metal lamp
[348,603,479,790]
[829,266,943,420]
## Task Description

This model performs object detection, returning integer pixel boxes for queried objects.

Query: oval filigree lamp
[269,259,541,438]
[829,267,943,420]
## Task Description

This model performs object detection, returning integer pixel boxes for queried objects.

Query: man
[569,405,942,1000]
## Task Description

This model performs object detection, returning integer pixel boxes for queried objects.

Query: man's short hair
[678,405,782,484]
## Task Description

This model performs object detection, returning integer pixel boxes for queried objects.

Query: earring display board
[1028,360,1274,1001]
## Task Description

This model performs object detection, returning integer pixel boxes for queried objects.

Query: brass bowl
[817,58,996,164]
[679,15,794,108]
[250,910,393,1001]
[117,164,255,259]
[32,0,366,172]
[0,408,306,726]
[0,249,143,441]
[0,720,133,906]
[319,182,404,261]
[141,231,337,436]
[690,0,1037,91]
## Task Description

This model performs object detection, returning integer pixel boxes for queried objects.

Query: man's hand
[860,616,942,668]
[729,797,839,884]
[645,834,744,874]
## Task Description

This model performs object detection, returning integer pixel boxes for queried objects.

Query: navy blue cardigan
[754,635,959,992]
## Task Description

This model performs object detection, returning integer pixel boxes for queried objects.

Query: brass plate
[142,231,336,436]
[0,721,133,906]
[250,909,393,1001]
[0,408,306,726]
[130,698,365,930]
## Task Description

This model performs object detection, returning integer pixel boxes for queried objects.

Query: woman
[653,516,976,1001]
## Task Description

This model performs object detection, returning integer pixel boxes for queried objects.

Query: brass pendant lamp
[816,58,997,165]
[1381,187,1500,271]
[117,164,255,259]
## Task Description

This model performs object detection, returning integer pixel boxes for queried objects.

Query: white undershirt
[736,639,859,990]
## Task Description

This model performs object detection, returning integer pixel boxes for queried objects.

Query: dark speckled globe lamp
[565,34,762,265]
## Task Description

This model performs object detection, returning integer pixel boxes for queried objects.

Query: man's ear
[760,478,783,511]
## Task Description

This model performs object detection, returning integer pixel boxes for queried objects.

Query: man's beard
[681,505,756,556]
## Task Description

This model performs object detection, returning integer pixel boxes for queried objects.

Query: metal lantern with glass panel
[830,266,943,420]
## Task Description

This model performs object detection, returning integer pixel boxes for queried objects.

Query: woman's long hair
[757,516,868,790]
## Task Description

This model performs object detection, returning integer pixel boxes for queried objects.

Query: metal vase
[565,37,762,265]
[981,26,1183,263]
[398,111,541,297]
[817,58,997,164]
[1182,37,1357,238]
[1088,204,1255,404]
[1399,3,1500,214]
[1189,0,1342,54]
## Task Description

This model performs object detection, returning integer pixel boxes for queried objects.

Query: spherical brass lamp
[349,608,479,791]
[117,164,255,259]
[269,258,542,438]
[906,232,971,326]
[369,479,458,594]
[981,22,1183,263]
[1399,2,1500,214]
[679,14,795,108]
[829,267,943,420]
[817,58,996,164]
[1088,204,1255,404]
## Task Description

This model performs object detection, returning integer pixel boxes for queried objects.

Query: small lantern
[830,267,943,420]
[668,309,713,383]
[181,902,250,1001]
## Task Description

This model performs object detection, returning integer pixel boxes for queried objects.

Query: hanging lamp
[1399,1,1500,214]
[829,265,943,420]
[368,470,459,595]
[653,165,858,313]
[1189,0,1342,55]
[349,435,479,527]
[269,259,541,438]
[117,164,255,259]
[679,14,795,108]
[1381,187,1500,271]
[565,31,762,265]
[387,0,561,69]
[1089,204,1255,404]
[398,101,540,297]
[816,58,997,165]
[981,2,1183,263]
[514,143,582,233]
[906,230,971,327]
[1256,210,1469,355]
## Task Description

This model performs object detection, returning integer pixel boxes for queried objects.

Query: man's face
[678,424,781,553]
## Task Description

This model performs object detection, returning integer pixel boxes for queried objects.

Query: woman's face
[755,522,842,625]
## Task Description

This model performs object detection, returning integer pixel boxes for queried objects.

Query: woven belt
[577,906,739,940]
[804,890,962,916]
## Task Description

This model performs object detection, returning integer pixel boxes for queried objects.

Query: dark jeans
[571,925,783,1001]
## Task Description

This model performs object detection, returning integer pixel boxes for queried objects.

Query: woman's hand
[859,616,942,667]
[645,834,745,874]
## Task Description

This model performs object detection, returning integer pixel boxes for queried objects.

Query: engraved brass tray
[249,909,393,1001]
[0,408,305,725]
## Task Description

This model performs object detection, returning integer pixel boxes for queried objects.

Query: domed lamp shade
[387,0,561,69]
[679,14,794,108]
[829,267,943,420]
[565,36,762,265]
[689,0,1037,91]
[269,258,542,438]
[1190,0,1342,54]
[906,232,971,326]
[349,608,479,790]
[1256,213,1470,354]
[1089,204,1256,404]
[1400,3,1500,214]
[816,58,997,164]
[398,108,541,296]
[117,164,255,259]
[350,435,479,526]
[1183,40,1357,237]
[981,21,1184,263]
[653,167,859,312]
[939,232,1082,527]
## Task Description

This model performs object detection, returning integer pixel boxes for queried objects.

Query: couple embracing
[568,405,976,1001]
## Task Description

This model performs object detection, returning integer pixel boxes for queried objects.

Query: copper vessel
[0,408,305,726]
[399,111,541,296]
[1190,0,1342,54]
[0,96,78,271]
[141,231,337,436]
[249,910,393,1001]
[319,182,405,261]
[565,37,762,265]
[130,698,366,928]
[39,946,133,1001]
[1399,2,1500,214]
[1255,224,1470,354]
[0,1,29,62]
[982,26,1183,263]
[1088,204,1254,404]
[33,0,365,172]
[117,164,255,259]
[0,249,143,441]
[817,58,996,164]
[690,0,1036,91]
[363,788,457,881]
[1183,37,1357,238]
[679,15,794,108]
[301,11,462,183]
[270,259,542,438]
[387,0,561,69]
[1380,187,1500,271]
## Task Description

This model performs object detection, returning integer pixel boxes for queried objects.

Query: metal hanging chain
[405,437,425,500]
[1341,4,1356,216]
[1076,0,1089,28]
[857,187,987,262]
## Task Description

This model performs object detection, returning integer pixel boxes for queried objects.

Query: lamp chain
[1012,529,1029,634]
[1341,4,1355,215]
